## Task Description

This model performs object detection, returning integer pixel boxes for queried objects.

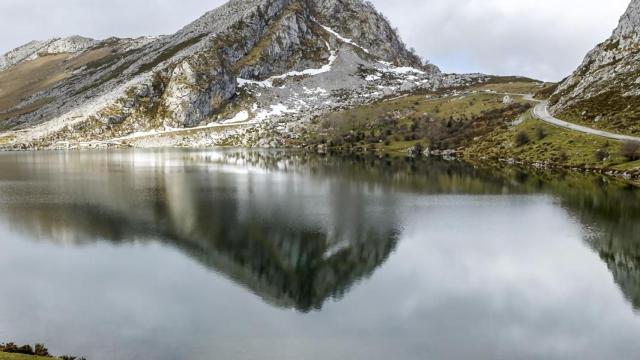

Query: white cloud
[0,0,631,81]
[374,0,630,80]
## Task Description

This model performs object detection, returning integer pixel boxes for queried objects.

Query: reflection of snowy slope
[0,150,401,311]
[0,0,489,150]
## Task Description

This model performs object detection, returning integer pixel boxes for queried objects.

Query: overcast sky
[0,0,630,81]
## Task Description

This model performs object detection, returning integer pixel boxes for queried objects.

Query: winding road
[531,100,640,143]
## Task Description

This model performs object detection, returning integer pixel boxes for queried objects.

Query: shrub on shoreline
[620,141,640,161]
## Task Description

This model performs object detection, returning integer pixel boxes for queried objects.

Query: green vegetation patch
[604,39,621,52]
[0,342,74,360]
[0,353,58,360]
[475,79,545,95]
[614,160,640,171]
[534,82,559,100]
[556,90,640,136]
[299,92,532,156]
[463,114,640,171]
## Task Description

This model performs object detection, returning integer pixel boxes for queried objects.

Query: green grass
[613,160,640,171]
[376,140,424,156]
[0,353,58,360]
[475,80,546,95]
[320,92,523,128]
[549,59,640,136]
[299,91,533,156]
[463,113,640,170]
[556,91,640,136]
[534,82,559,100]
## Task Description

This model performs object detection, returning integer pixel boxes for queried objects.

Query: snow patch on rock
[223,110,250,124]
[255,104,298,122]
[315,20,371,54]
[238,42,337,88]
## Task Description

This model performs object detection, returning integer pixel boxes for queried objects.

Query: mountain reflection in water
[1,150,640,313]
[0,150,406,312]
[2,150,640,360]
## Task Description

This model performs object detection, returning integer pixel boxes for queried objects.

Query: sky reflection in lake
[0,149,639,360]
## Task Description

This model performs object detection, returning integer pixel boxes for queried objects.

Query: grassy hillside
[463,113,640,173]
[299,81,538,155]
[554,90,640,136]
[297,77,639,181]
[0,354,58,360]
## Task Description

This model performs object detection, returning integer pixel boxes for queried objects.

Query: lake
[0,149,639,360]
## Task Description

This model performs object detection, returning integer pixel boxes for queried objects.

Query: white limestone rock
[0,36,97,71]
[551,0,640,113]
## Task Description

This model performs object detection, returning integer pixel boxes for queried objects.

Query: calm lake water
[0,149,639,360]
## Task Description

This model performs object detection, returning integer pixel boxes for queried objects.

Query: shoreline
[3,144,637,187]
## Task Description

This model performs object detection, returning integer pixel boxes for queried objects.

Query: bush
[0,343,17,352]
[515,131,531,146]
[320,118,333,130]
[558,151,569,163]
[18,345,34,355]
[0,343,34,355]
[34,344,50,357]
[595,148,609,162]
[535,127,547,140]
[410,143,424,157]
[620,141,640,161]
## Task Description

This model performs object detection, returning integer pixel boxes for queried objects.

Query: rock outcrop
[550,0,640,133]
[0,36,98,71]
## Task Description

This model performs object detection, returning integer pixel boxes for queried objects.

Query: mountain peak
[311,0,424,67]
[0,0,448,149]
[614,0,640,39]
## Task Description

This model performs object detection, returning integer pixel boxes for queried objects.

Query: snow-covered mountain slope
[550,0,640,135]
[0,0,480,150]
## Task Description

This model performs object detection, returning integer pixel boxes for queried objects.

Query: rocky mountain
[550,0,640,134]
[0,36,99,71]
[0,0,480,150]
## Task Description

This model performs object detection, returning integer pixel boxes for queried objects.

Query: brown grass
[67,46,115,69]
[0,54,70,112]
[0,47,116,125]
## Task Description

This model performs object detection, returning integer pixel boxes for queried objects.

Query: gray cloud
[0,0,631,81]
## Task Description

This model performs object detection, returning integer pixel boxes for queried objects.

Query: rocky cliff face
[550,0,640,133]
[0,0,469,149]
